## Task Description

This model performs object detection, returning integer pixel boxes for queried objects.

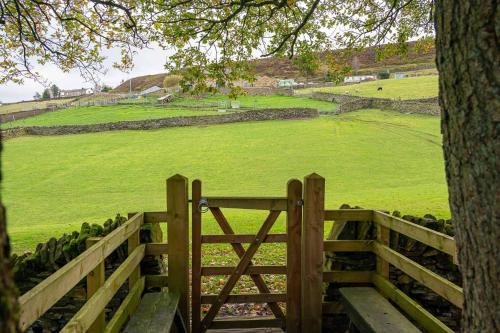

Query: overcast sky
[0,46,169,103]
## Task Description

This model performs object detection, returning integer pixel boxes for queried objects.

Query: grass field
[0,98,75,114]
[2,95,336,127]
[2,109,448,252]
[1,105,222,127]
[297,75,438,99]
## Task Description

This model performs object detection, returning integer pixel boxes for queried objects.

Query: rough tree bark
[435,1,499,332]
[0,139,20,332]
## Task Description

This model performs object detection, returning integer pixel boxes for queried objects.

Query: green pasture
[297,75,438,99]
[1,105,221,127]
[2,109,448,253]
[2,95,336,127]
[122,94,337,111]
[0,98,75,114]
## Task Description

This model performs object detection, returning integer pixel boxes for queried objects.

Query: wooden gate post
[287,179,303,333]
[86,238,105,333]
[192,180,202,333]
[167,174,190,332]
[301,173,325,333]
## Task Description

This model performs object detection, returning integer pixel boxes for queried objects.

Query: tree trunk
[435,1,499,332]
[0,138,20,332]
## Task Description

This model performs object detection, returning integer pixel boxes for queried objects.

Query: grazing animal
[377,86,383,91]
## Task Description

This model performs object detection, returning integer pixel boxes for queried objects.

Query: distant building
[60,88,93,98]
[343,75,376,83]
[394,73,408,79]
[277,79,297,87]
[139,85,163,96]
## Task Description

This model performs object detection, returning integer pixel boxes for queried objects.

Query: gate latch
[198,198,209,213]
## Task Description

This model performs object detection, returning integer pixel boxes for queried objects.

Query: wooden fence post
[86,237,105,333]
[127,213,141,290]
[192,180,202,333]
[287,179,302,333]
[167,174,190,332]
[376,221,390,279]
[301,173,325,333]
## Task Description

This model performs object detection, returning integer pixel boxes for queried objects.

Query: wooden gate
[191,179,303,333]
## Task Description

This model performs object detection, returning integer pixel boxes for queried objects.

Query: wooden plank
[373,211,456,258]
[201,293,287,304]
[205,197,287,211]
[145,275,169,288]
[86,238,105,333]
[18,212,144,331]
[127,213,141,290]
[145,243,168,256]
[201,233,287,243]
[210,318,284,329]
[323,271,373,283]
[167,174,190,331]
[339,287,421,333]
[301,173,325,333]
[124,292,180,333]
[192,180,202,333]
[323,240,373,252]
[372,273,454,333]
[201,265,287,276]
[105,277,145,333]
[129,211,167,223]
[372,242,464,308]
[209,207,286,321]
[61,245,145,333]
[376,223,390,278]
[287,179,302,333]
[324,209,373,221]
[201,211,281,332]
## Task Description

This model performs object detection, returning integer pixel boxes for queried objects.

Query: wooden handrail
[372,242,463,308]
[18,212,144,331]
[373,211,456,260]
[324,209,373,221]
[61,245,146,332]
[372,273,454,333]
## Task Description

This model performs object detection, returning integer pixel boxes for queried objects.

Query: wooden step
[124,291,185,333]
[339,287,422,333]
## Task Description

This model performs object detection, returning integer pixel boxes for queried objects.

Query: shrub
[163,75,182,89]
[378,71,390,80]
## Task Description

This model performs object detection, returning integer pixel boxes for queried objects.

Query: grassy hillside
[113,73,167,93]
[2,95,336,127]
[0,98,75,114]
[3,109,448,252]
[112,42,435,92]
[297,75,438,99]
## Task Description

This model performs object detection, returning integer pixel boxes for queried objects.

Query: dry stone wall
[311,92,440,116]
[1,108,318,140]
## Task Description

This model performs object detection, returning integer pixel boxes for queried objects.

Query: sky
[0,46,169,103]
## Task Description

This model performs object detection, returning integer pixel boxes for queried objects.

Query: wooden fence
[17,176,187,333]
[322,209,462,333]
[18,174,462,333]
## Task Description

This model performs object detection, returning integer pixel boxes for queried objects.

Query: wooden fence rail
[322,209,463,333]
[18,207,171,333]
[18,212,145,331]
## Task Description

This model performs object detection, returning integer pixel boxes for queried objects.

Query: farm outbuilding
[157,94,173,104]
[139,85,163,96]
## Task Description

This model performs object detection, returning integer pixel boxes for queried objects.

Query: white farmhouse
[343,75,376,83]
